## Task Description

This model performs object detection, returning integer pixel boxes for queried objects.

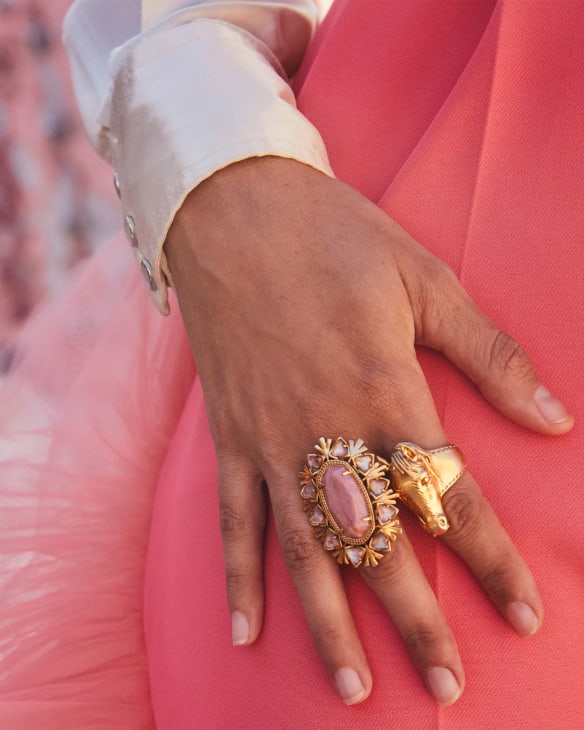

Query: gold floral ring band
[299,437,466,568]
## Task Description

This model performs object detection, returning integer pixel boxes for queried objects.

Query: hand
[165,157,573,706]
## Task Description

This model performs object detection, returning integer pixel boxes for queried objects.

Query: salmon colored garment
[0,1,582,729]
[144,1,584,728]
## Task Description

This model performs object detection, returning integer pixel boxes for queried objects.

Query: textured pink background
[0,0,118,368]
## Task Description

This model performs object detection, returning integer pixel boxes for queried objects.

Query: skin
[164,156,574,707]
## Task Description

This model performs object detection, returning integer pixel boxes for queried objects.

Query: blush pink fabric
[0,1,582,728]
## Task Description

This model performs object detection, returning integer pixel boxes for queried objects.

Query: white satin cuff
[63,1,333,314]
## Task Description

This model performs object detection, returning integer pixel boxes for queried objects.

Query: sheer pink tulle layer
[1,1,583,728]
[0,238,194,728]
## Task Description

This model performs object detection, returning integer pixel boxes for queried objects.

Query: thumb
[418,274,573,435]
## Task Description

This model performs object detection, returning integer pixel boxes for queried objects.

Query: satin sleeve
[63,0,333,314]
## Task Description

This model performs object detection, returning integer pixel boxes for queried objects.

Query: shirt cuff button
[113,170,122,199]
[123,214,138,247]
[140,258,158,292]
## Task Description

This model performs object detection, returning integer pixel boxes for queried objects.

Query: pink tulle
[0,236,194,729]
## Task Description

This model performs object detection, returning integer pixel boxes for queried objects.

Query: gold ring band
[299,437,402,568]
[389,442,466,537]
[300,438,467,565]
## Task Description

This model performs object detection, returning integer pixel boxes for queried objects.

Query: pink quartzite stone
[321,465,371,539]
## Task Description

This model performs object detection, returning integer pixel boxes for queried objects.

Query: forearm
[63,0,333,313]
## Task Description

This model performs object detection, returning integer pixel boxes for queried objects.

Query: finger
[218,456,267,646]
[268,475,372,706]
[360,531,464,706]
[376,364,543,639]
[440,471,543,638]
[417,264,574,435]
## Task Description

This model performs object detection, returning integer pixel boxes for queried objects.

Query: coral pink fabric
[144,1,584,728]
[0,1,582,728]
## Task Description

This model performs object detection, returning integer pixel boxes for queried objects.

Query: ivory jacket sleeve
[63,0,333,313]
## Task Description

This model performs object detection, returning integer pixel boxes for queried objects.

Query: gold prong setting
[300,437,402,568]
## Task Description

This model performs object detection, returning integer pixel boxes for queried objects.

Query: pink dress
[1,1,583,728]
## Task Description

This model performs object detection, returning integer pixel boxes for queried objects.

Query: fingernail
[534,385,572,424]
[231,611,250,646]
[334,667,366,705]
[506,602,539,637]
[425,667,461,706]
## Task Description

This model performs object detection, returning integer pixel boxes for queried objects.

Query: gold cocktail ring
[389,442,466,537]
[299,437,402,568]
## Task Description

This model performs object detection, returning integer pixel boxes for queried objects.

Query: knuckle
[404,625,442,658]
[279,527,322,577]
[292,391,335,441]
[408,249,449,288]
[443,484,484,541]
[312,621,346,650]
[352,351,393,392]
[256,435,296,474]
[219,502,248,537]
[401,256,461,347]
[225,570,248,594]
[362,537,411,586]
[486,330,532,380]
[428,258,458,288]
[350,360,399,413]
[419,257,458,304]
[480,560,516,601]
[355,359,423,428]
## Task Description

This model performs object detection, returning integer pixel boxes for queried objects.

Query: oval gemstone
[321,465,372,539]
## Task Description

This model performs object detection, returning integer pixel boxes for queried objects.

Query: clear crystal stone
[301,481,317,500]
[355,454,373,472]
[331,437,349,458]
[371,532,390,551]
[323,530,341,550]
[368,478,389,497]
[346,547,365,567]
[309,507,326,526]
[307,454,323,471]
[377,503,396,524]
